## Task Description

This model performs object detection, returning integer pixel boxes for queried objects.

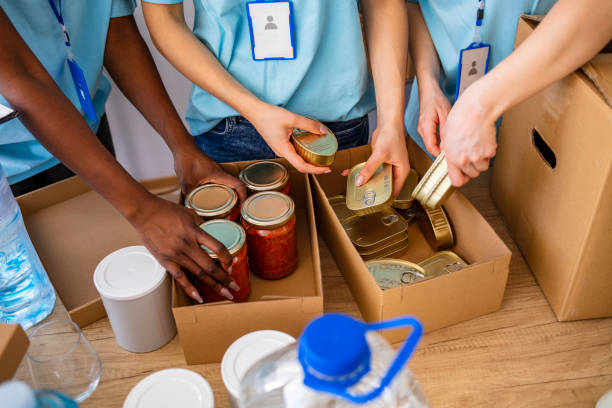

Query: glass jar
[197,220,250,303]
[185,184,240,221]
[241,192,298,279]
[238,161,290,196]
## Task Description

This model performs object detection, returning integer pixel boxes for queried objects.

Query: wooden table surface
[16,171,612,407]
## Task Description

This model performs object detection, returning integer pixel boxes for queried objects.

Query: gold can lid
[392,169,419,209]
[411,152,455,209]
[417,206,454,250]
[358,234,409,256]
[365,259,426,290]
[418,250,467,277]
[239,161,289,192]
[346,163,393,215]
[361,241,410,261]
[241,191,295,229]
[291,125,338,167]
[185,184,238,218]
[199,219,246,258]
[342,208,408,249]
[328,195,357,224]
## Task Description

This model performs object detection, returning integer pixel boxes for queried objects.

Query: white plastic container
[93,246,176,352]
[222,330,295,408]
[123,368,214,408]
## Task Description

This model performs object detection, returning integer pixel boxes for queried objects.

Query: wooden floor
[16,171,612,407]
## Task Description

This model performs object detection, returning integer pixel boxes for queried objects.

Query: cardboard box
[0,324,29,382]
[311,140,512,343]
[491,15,612,321]
[172,161,323,364]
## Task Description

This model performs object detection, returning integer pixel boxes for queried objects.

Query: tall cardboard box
[491,16,612,321]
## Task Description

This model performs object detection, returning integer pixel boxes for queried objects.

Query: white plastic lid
[123,368,214,408]
[94,246,166,301]
[221,330,295,399]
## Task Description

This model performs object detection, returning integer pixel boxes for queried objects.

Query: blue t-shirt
[0,0,136,184]
[143,0,376,136]
[405,0,557,153]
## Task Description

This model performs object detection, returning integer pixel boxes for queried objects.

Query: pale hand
[417,84,451,157]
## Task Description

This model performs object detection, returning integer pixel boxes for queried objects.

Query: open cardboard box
[0,324,29,382]
[311,139,512,343]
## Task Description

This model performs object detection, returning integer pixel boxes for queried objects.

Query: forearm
[476,0,612,121]
[407,3,442,94]
[362,0,408,128]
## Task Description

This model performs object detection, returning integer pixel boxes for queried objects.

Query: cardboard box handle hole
[532,128,556,169]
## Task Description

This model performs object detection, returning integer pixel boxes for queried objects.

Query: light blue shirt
[405,0,557,153]
[143,0,376,136]
[0,0,136,184]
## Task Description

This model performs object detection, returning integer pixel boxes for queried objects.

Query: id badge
[454,42,490,101]
[0,102,19,125]
[67,58,97,122]
[246,0,295,61]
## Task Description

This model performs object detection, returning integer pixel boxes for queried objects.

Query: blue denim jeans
[194,115,370,163]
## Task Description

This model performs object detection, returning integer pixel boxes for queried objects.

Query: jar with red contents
[239,161,291,196]
[185,184,240,221]
[241,192,298,279]
[196,219,250,303]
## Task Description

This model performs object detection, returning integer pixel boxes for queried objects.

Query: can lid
[199,220,245,258]
[392,169,419,209]
[93,246,166,301]
[221,330,295,399]
[241,191,295,229]
[239,161,289,192]
[418,250,467,277]
[411,152,454,209]
[291,126,338,166]
[185,184,237,218]
[123,368,214,408]
[346,163,393,213]
[365,259,426,290]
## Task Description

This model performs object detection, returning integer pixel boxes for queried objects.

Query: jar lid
[346,162,393,215]
[199,220,246,258]
[123,368,214,408]
[365,259,426,290]
[392,169,419,209]
[291,125,337,167]
[221,330,295,400]
[94,246,166,301]
[185,184,238,218]
[241,192,295,229]
[239,161,289,192]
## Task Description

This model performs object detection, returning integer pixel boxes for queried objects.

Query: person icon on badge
[265,15,278,30]
[468,61,477,76]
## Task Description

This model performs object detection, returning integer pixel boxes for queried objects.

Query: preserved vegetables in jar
[185,184,240,221]
[239,161,291,196]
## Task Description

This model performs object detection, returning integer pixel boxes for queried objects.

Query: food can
[411,152,455,209]
[238,161,290,195]
[360,239,410,261]
[365,259,426,290]
[342,208,408,251]
[185,184,239,221]
[346,162,393,215]
[417,206,454,250]
[291,124,338,167]
[396,204,419,225]
[418,250,467,277]
[328,195,358,223]
[392,169,419,209]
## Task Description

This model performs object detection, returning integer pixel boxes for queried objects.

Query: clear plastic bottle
[240,314,429,407]
[0,381,79,408]
[0,165,55,329]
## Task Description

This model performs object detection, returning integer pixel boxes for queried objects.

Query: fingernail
[355,175,364,186]
[319,125,327,134]
[227,265,233,275]
[229,281,240,291]
[324,169,332,174]
[221,287,234,300]
[192,290,204,304]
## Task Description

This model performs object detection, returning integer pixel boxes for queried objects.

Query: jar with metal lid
[185,184,240,221]
[197,220,250,303]
[238,161,290,196]
[240,192,298,279]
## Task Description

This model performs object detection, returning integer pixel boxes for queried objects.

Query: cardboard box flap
[582,54,612,108]
[0,324,29,382]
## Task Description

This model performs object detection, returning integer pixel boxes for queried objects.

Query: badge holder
[246,0,296,61]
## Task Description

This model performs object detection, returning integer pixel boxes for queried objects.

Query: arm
[0,9,236,303]
[442,0,612,186]
[141,2,329,174]
[357,0,410,195]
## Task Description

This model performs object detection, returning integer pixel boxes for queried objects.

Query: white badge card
[247,1,295,61]
[0,102,18,125]
[454,43,490,100]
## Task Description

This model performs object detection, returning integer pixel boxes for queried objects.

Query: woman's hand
[417,83,451,157]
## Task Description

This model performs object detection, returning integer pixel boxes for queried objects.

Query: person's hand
[440,84,497,187]
[173,144,247,200]
[417,84,451,156]
[128,194,240,303]
[247,103,332,174]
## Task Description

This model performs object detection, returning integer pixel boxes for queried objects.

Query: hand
[354,124,410,197]
[440,84,497,187]
[417,84,451,156]
[128,194,240,303]
[247,103,332,174]
[174,144,247,200]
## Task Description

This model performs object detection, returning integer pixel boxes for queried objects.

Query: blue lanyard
[473,0,485,44]
[47,0,72,50]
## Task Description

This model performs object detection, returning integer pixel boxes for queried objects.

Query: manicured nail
[355,175,364,186]
[229,281,240,291]
[319,125,328,134]
[324,169,332,174]
[192,291,204,304]
[221,288,234,300]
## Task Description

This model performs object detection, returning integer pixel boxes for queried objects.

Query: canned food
[346,162,393,215]
[418,250,467,277]
[291,124,338,167]
[198,220,250,303]
[392,169,419,209]
[396,204,419,225]
[359,239,410,261]
[185,184,239,221]
[328,195,358,223]
[239,161,291,195]
[365,259,426,290]
[411,152,455,209]
[241,192,298,279]
[342,208,409,251]
[417,205,454,250]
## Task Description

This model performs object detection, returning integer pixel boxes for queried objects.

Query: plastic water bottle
[240,314,429,407]
[0,165,55,329]
[0,381,79,408]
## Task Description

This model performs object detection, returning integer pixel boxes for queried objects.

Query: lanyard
[47,0,74,59]
[473,0,485,44]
